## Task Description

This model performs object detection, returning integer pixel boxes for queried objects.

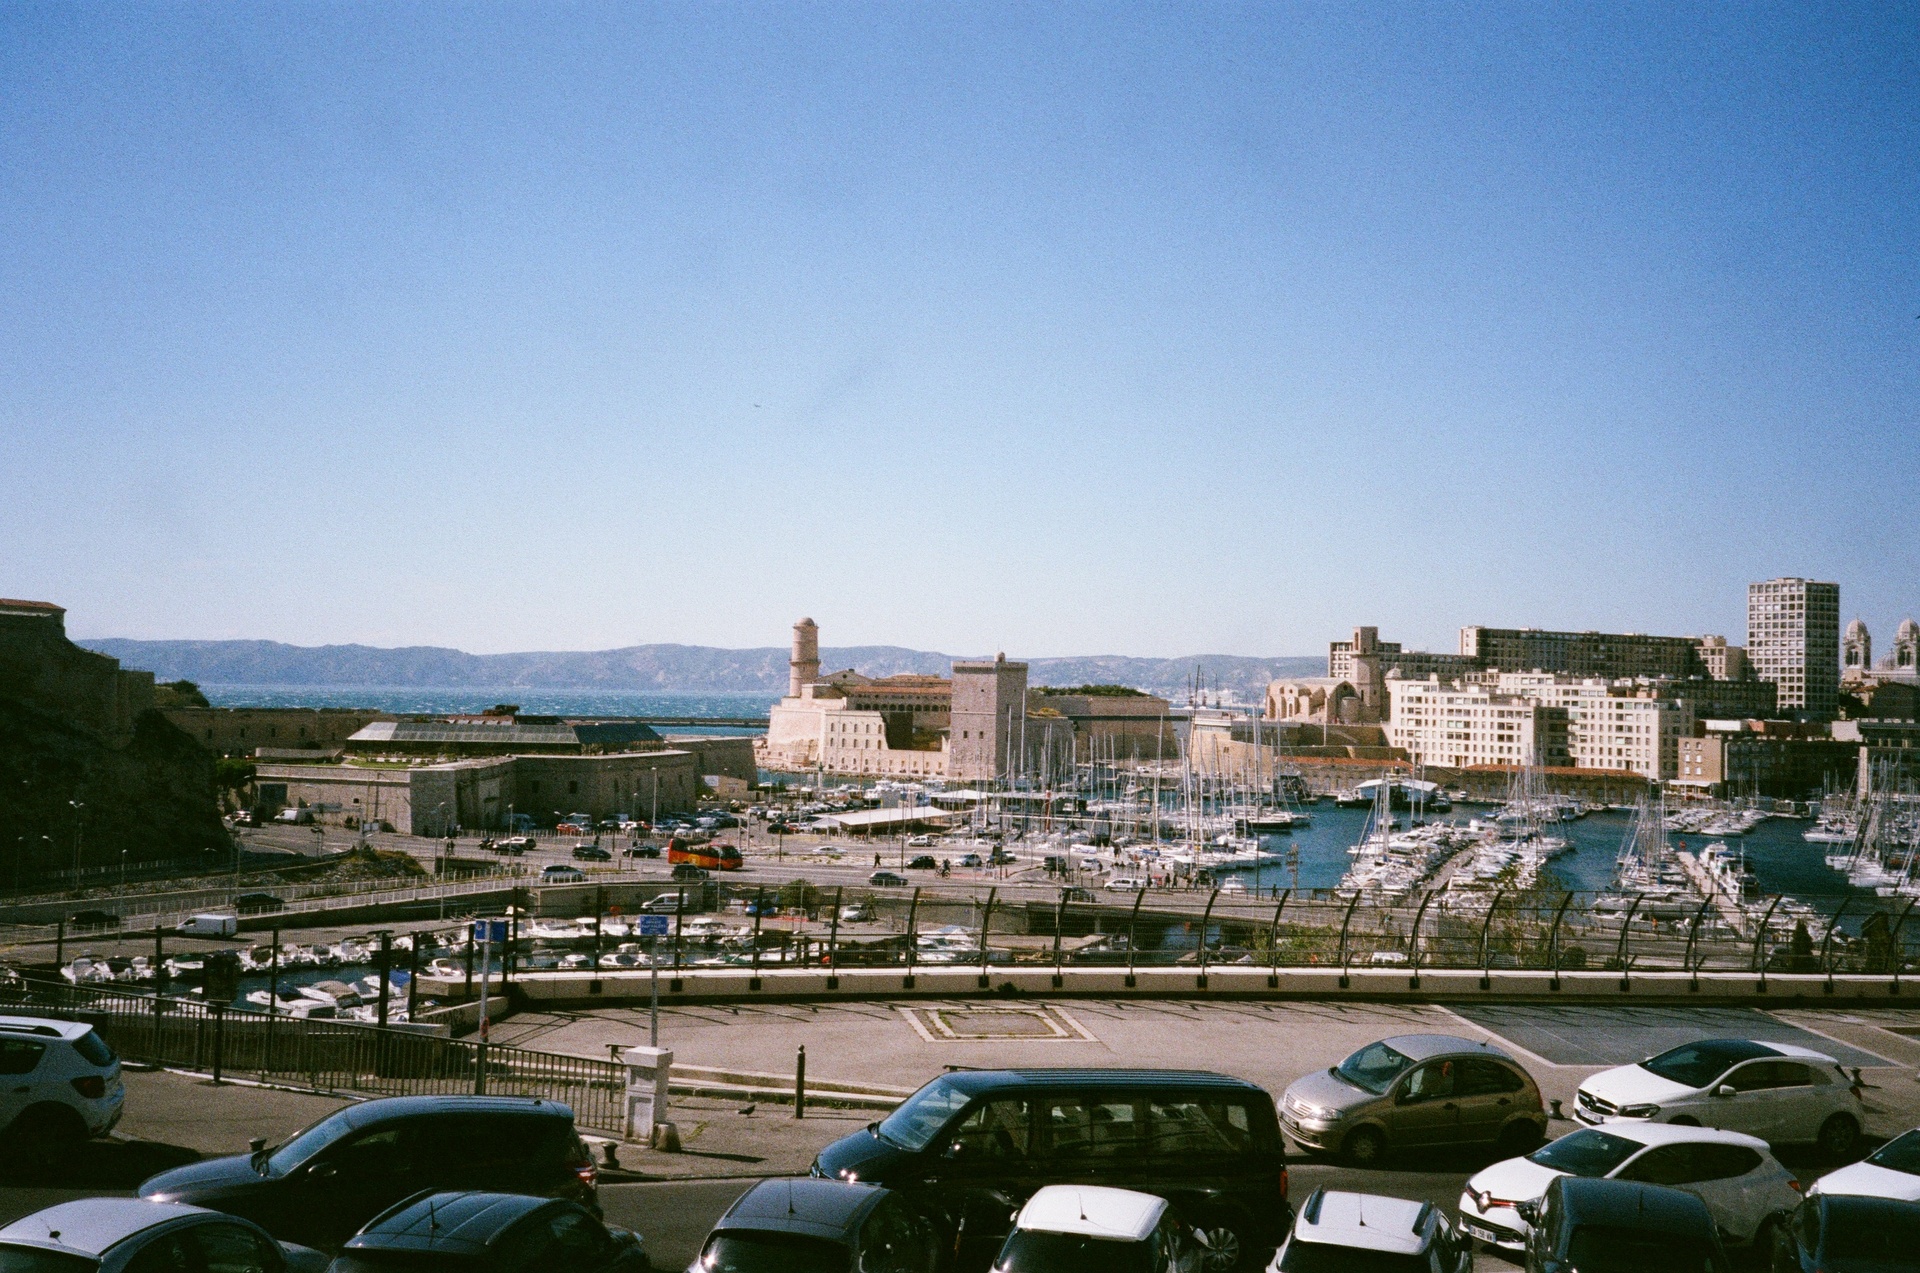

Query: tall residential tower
[1747,578,1841,719]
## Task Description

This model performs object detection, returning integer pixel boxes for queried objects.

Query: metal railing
[4,976,627,1135]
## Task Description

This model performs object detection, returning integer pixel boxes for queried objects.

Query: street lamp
[67,801,84,878]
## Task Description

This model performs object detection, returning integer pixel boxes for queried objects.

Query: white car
[1271,1188,1469,1273]
[1105,876,1147,892]
[1809,1126,1920,1200]
[1458,1121,1802,1253]
[539,864,586,884]
[0,1197,327,1273]
[1573,1036,1864,1155]
[905,834,933,848]
[998,1185,1203,1273]
[0,1016,125,1141]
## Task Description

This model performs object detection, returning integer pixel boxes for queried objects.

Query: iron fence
[2,976,627,1135]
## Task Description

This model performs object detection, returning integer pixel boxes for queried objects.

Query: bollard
[623,1045,673,1143]
[1549,1098,1564,1120]
[795,1044,806,1120]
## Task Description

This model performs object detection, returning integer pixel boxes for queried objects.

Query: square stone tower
[949,653,1028,782]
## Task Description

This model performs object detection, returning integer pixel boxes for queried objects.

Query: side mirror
[1715,1084,1737,1098]
[1515,1200,1539,1225]
[249,1137,266,1154]
[943,1141,964,1159]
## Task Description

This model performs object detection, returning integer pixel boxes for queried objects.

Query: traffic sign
[637,915,670,937]
[472,919,508,944]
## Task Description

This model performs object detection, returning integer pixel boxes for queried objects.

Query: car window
[323,1126,417,1176]
[426,1113,562,1169]
[1692,1145,1762,1181]
[1640,1042,1765,1090]
[1617,1144,1699,1186]
[1529,1130,1642,1178]
[1867,1129,1920,1175]
[0,1041,46,1076]
[1336,1042,1414,1095]
[266,1108,359,1174]
[857,1197,935,1273]
[1726,1062,1783,1093]
[698,1233,850,1273]
[1564,1227,1725,1273]
[1457,1060,1525,1097]
[949,1098,1031,1161]
[1044,1097,1140,1160]
[1400,1061,1456,1103]
[124,1234,196,1273]
[876,1079,972,1151]
[0,1247,97,1273]
[1145,1098,1255,1156]
[1825,1205,1920,1261]
[1769,1063,1812,1088]
[71,1030,115,1067]
[194,1224,281,1273]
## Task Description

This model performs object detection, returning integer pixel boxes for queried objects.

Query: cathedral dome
[1899,618,1919,644]
[1846,617,1869,642]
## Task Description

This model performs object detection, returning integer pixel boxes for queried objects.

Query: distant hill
[80,638,1324,700]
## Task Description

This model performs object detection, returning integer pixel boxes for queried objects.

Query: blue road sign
[637,915,670,937]
[472,919,508,944]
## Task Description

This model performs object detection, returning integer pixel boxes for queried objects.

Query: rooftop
[1015,1186,1166,1242]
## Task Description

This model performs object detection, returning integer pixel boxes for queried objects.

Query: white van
[175,914,238,938]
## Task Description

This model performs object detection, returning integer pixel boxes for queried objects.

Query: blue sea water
[201,685,780,735]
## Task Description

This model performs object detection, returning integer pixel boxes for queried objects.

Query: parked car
[1573,1038,1864,1156]
[905,835,933,848]
[138,1096,600,1252]
[906,855,938,870]
[1519,1177,1732,1273]
[1061,886,1095,903]
[1280,1034,1547,1166]
[67,909,120,931]
[1105,877,1147,892]
[540,865,587,884]
[1271,1188,1468,1273]
[671,864,710,882]
[235,892,286,914]
[176,912,239,938]
[625,844,661,859]
[1460,1123,1801,1254]
[999,1184,1205,1273]
[693,1178,939,1273]
[229,810,257,828]
[840,902,875,922]
[1771,1192,1920,1273]
[326,1191,645,1273]
[0,1015,125,1141]
[641,892,689,913]
[868,871,908,887]
[959,853,984,868]
[812,1067,1290,1271]
[1810,1125,1920,1201]
[0,1198,327,1273]
[495,836,536,855]
[572,845,613,862]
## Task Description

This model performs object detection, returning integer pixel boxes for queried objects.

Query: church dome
[1846,617,1869,642]
[1900,618,1919,643]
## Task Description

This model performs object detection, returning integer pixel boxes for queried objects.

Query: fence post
[1821,898,1852,994]
[265,925,281,1073]
[1477,888,1508,990]
[210,1004,225,1085]
[904,888,921,986]
[375,931,392,1030]
[1336,892,1363,986]
[977,888,997,989]
[1890,896,1920,990]
[1547,892,1575,989]
[1267,890,1291,987]
[1196,888,1222,986]
[407,934,420,1021]
[751,889,766,979]
[1751,895,1784,988]
[673,889,685,975]
[795,1044,806,1120]
[1614,895,1644,991]
[825,887,842,988]
[1684,897,1713,989]
[55,920,64,970]
[1408,890,1437,989]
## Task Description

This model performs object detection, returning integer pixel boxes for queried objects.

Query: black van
[139,1096,599,1251]
[812,1068,1290,1272]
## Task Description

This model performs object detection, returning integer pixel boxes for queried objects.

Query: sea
[201,685,780,737]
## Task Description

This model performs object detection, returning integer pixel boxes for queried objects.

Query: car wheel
[1193,1213,1248,1272]
[8,1103,86,1145]
[1746,1218,1777,1273]
[1495,1119,1544,1158]
[1341,1125,1386,1167]
[1817,1112,1860,1159]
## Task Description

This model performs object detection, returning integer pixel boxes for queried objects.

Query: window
[1618,1144,1704,1186]
[0,1040,46,1076]
[949,1099,1030,1160]
[1145,1098,1254,1156]
[1400,1061,1456,1103]
[1044,1096,1140,1160]
[1458,1060,1525,1097]
[194,1224,280,1273]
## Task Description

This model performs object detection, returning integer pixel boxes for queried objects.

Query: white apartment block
[1385,678,1571,770]
[1494,673,1692,780]
[1747,577,1841,718]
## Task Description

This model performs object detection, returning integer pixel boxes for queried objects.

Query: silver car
[1280,1033,1547,1166]
[0,1198,327,1272]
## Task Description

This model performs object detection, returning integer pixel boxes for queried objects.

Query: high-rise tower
[949,653,1028,782]
[1747,578,1840,719]
[788,618,820,698]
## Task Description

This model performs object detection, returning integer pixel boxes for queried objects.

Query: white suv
[1574,1037,1863,1155]
[1809,1126,1920,1201]
[1459,1122,1802,1253]
[0,1015,125,1140]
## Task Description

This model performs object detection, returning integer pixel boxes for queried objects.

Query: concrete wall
[161,707,392,756]
[0,605,154,742]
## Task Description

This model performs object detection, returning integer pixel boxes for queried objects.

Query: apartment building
[1385,677,1571,770]
[1494,673,1692,780]
[1747,577,1841,719]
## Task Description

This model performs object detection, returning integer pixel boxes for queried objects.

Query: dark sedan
[573,845,613,862]
[327,1191,646,1273]
[1773,1193,1920,1273]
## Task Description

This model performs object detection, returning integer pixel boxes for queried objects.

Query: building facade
[1493,673,1691,780]
[1385,678,1572,770]
[1747,578,1841,719]
[949,654,1029,782]
[1695,635,1752,681]
[1459,626,1705,680]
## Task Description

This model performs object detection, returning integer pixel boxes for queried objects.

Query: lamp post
[68,800,84,878]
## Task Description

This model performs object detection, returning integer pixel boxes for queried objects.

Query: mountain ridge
[79,638,1324,699]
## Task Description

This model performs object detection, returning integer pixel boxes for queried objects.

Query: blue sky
[4,3,1915,659]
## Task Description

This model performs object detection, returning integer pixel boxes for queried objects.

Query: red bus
[667,839,744,871]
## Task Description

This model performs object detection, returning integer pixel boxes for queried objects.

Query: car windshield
[698,1233,850,1273]
[1639,1042,1767,1089]
[1564,1228,1725,1273]
[995,1231,1153,1273]
[266,1108,360,1174]
[1825,1204,1920,1259]
[1527,1129,1643,1177]
[1336,1042,1414,1095]
[1866,1129,1920,1176]
[1278,1239,1429,1273]
[0,1250,98,1273]
[875,1079,973,1151]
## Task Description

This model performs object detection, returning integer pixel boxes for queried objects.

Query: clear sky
[4,3,1916,659]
